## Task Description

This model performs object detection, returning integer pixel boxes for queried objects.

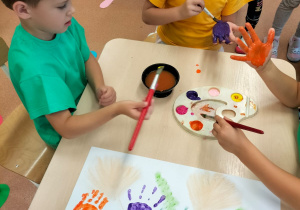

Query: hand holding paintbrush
[128,66,164,151]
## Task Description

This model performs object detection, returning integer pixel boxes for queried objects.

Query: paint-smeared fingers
[236,37,249,53]
[230,55,249,62]
[245,22,259,42]
[239,26,253,46]
[265,28,275,46]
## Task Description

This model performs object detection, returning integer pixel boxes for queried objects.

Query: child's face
[28,0,75,39]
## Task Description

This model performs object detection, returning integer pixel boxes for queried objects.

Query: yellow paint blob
[231,93,243,102]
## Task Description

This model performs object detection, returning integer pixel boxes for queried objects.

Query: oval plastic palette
[173,86,258,138]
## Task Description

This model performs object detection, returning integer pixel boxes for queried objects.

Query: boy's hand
[96,86,116,107]
[119,100,154,120]
[230,23,275,68]
[212,115,249,155]
[179,0,205,19]
[213,21,239,44]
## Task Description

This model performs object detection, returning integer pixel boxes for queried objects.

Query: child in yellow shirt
[142,0,251,51]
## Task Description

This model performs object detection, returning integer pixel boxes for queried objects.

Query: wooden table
[29,39,299,209]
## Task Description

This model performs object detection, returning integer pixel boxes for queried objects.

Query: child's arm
[85,53,116,106]
[142,0,205,25]
[212,116,300,209]
[231,23,300,108]
[45,100,153,139]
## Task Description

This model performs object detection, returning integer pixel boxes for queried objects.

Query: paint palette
[173,86,258,138]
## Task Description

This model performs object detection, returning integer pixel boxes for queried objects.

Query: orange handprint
[74,190,108,210]
[230,22,275,67]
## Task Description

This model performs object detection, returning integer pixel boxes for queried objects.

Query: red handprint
[230,22,275,67]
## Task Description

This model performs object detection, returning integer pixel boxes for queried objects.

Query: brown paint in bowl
[142,63,180,98]
[145,71,176,91]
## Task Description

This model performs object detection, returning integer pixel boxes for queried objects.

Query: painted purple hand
[213,21,230,44]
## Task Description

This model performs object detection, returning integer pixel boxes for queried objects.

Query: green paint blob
[155,172,179,210]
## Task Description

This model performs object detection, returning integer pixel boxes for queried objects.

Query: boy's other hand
[179,0,205,19]
[97,86,116,107]
[230,23,275,68]
[212,115,249,155]
[118,100,154,120]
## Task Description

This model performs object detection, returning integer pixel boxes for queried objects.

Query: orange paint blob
[200,104,214,112]
[190,120,203,131]
[196,69,201,73]
[145,71,176,91]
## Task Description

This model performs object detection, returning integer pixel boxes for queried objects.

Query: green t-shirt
[8,18,90,149]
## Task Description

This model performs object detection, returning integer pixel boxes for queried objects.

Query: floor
[0,0,299,209]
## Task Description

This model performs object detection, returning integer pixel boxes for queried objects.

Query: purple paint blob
[176,105,188,115]
[153,195,166,207]
[186,91,201,100]
[212,21,230,44]
[128,189,132,201]
[128,202,152,210]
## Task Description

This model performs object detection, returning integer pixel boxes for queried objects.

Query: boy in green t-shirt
[2,0,154,149]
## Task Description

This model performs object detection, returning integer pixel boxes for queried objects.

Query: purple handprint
[213,21,230,44]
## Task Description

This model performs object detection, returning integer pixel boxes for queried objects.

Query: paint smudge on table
[0,115,3,125]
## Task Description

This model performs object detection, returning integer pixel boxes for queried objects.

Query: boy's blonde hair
[1,0,40,10]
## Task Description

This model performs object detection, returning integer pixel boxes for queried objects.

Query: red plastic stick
[128,89,154,151]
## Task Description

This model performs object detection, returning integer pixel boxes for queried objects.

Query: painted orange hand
[230,23,275,67]
[73,190,109,210]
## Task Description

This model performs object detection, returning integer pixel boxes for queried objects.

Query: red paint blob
[189,120,203,131]
[0,115,3,125]
[196,69,201,73]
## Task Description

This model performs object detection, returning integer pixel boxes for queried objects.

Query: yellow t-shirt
[150,0,251,50]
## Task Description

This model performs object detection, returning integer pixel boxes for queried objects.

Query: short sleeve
[222,0,252,16]
[68,18,90,62]
[149,0,166,8]
[20,75,77,119]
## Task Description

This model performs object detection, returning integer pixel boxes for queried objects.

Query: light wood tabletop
[29,39,299,209]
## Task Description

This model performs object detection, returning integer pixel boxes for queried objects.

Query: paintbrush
[203,7,219,22]
[128,66,164,151]
[200,114,264,134]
